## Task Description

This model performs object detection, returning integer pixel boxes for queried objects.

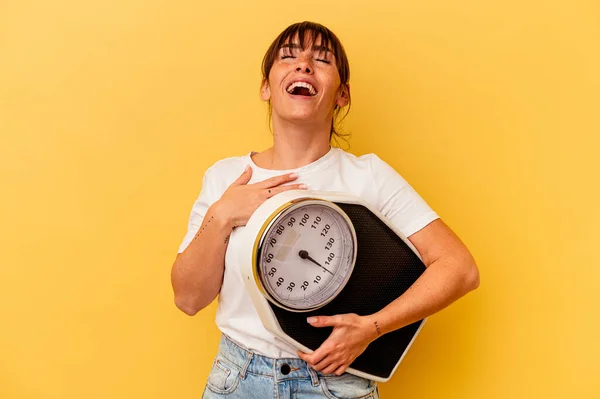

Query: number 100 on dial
[255,199,358,312]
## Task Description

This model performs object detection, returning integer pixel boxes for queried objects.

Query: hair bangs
[279,22,334,54]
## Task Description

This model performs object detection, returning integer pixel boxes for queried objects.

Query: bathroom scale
[239,190,427,382]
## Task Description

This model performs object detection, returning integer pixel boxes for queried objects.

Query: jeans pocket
[319,373,377,399]
[205,355,240,395]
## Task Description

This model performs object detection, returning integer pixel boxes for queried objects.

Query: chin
[284,109,319,122]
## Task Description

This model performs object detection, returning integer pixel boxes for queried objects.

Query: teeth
[287,81,317,95]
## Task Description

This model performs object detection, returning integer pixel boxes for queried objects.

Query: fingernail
[298,184,307,189]
[307,317,317,324]
[245,165,251,172]
[289,172,298,178]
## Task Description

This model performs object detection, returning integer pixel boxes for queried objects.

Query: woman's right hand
[212,166,306,230]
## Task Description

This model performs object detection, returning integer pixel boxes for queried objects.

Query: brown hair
[261,21,351,146]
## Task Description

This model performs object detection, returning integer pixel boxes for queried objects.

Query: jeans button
[280,363,291,375]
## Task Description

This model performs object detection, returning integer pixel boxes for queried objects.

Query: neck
[263,117,332,170]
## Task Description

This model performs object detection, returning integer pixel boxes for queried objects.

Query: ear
[336,83,350,108]
[260,79,271,101]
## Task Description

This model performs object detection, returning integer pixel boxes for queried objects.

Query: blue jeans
[203,334,380,399]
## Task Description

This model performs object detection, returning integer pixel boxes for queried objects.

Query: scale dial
[255,199,357,312]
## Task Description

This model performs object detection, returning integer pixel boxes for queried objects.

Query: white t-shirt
[178,147,439,358]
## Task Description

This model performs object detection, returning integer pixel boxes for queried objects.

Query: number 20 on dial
[255,199,357,312]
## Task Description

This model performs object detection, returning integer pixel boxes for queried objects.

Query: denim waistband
[217,334,320,385]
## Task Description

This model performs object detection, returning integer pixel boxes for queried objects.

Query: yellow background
[1,0,598,398]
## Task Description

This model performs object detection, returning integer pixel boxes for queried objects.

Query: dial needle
[298,250,334,276]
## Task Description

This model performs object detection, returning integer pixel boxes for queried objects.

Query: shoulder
[201,154,249,191]
[334,149,400,180]
[207,155,247,174]
[332,148,381,170]
[204,154,248,178]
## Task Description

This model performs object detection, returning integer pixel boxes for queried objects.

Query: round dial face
[256,199,357,312]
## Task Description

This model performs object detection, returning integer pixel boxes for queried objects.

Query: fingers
[257,172,298,189]
[298,345,327,366]
[301,351,347,375]
[231,165,253,186]
[321,362,340,375]
[307,315,343,328]
[312,355,335,372]
[265,183,307,198]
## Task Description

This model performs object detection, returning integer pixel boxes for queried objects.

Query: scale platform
[258,201,427,381]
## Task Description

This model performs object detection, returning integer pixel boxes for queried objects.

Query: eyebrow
[280,42,333,54]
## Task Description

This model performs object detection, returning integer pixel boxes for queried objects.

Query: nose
[295,55,313,74]
[296,65,312,74]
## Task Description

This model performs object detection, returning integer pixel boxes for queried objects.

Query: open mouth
[286,81,317,97]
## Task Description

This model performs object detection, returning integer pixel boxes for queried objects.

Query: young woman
[171,21,480,399]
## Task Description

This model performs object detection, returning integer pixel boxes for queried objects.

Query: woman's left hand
[297,313,379,376]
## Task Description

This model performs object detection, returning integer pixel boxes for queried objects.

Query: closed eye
[316,58,331,64]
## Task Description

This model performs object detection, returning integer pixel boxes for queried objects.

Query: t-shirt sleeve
[177,167,218,254]
[370,154,439,237]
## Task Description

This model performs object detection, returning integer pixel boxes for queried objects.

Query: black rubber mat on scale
[268,203,426,380]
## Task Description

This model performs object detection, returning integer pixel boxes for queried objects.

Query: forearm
[171,204,232,315]
[369,255,479,336]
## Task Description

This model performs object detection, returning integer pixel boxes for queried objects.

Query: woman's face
[261,33,349,128]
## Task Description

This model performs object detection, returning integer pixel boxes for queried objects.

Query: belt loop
[307,365,319,386]
[239,350,253,380]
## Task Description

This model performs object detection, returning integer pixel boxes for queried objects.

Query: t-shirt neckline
[246,147,338,175]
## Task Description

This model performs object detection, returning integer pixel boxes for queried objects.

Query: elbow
[174,295,205,316]
[464,260,480,292]
[171,278,221,316]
